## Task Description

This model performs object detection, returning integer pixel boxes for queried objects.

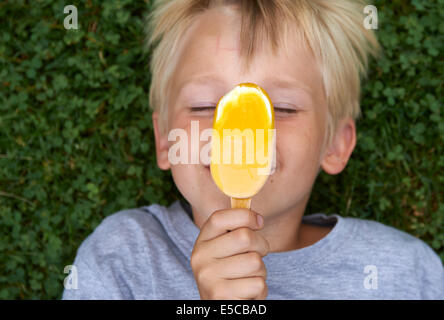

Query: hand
[190,208,270,300]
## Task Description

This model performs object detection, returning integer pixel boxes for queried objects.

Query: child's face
[153,7,353,224]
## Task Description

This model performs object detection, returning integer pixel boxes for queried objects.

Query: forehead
[171,6,322,99]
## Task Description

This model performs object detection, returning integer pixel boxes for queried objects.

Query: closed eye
[275,107,297,114]
[189,106,216,112]
[189,106,298,116]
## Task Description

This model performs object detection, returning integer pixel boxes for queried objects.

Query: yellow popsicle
[210,83,275,209]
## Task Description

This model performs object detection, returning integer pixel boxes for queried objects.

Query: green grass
[0,0,443,299]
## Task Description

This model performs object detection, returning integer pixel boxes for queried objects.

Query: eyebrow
[265,78,313,94]
[177,75,225,96]
[263,78,315,110]
[177,75,312,100]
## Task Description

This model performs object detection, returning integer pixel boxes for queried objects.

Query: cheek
[171,164,195,187]
[167,115,213,192]
[167,109,212,145]
[170,163,203,204]
[277,115,325,172]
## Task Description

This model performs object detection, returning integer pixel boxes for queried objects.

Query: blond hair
[144,0,380,146]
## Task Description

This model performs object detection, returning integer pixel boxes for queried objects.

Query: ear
[152,111,171,170]
[320,117,356,175]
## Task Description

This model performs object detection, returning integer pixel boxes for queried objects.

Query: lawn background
[0,0,442,299]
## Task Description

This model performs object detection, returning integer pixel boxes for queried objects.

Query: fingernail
[256,214,264,228]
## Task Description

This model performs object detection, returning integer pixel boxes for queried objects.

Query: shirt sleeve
[416,240,444,299]
[61,256,122,299]
[61,210,154,300]
[61,234,130,300]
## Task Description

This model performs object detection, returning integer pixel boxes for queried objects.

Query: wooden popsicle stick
[231,197,252,209]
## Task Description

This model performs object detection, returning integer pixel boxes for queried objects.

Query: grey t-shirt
[62,200,444,299]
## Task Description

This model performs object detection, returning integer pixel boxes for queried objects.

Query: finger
[252,284,268,300]
[226,277,267,300]
[213,252,267,280]
[200,227,270,258]
[198,208,264,242]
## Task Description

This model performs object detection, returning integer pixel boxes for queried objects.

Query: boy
[62,0,443,299]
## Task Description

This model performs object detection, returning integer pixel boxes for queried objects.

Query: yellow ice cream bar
[210,83,275,204]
